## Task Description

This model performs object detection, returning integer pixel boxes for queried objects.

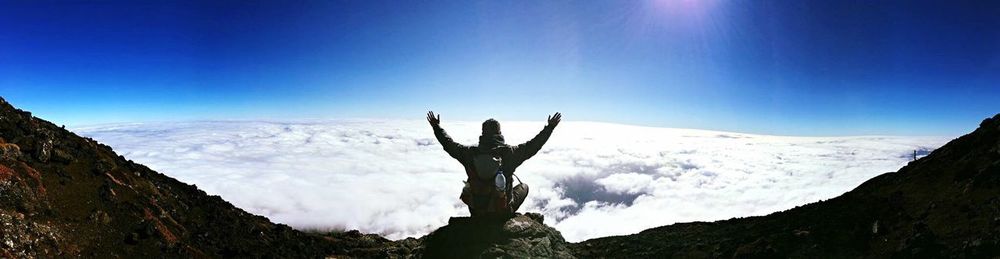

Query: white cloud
[596,173,653,195]
[74,120,950,242]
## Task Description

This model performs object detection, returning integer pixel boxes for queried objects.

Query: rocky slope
[573,114,1000,258]
[0,97,349,257]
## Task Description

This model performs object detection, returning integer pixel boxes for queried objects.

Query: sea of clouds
[75,120,949,242]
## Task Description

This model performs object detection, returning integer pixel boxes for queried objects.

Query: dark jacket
[431,123,556,191]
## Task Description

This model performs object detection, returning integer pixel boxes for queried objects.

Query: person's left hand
[427,111,441,126]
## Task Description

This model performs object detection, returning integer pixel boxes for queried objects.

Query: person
[426,111,561,217]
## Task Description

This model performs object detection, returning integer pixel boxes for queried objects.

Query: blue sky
[1,1,997,136]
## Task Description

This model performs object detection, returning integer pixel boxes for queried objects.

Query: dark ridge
[0,97,355,258]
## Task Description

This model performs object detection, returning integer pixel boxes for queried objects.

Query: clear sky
[1,1,997,136]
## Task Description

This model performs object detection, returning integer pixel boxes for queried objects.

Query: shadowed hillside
[572,114,1000,258]
[0,97,353,257]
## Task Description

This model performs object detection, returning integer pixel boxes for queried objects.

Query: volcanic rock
[408,212,575,258]
[0,97,340,257]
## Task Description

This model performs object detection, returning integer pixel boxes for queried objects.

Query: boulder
[411,212,575,258]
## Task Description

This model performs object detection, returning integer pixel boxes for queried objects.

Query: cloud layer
[75,120,949,242]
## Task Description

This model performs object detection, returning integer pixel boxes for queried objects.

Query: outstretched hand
[547,112,562,128]
[426,111,441,126]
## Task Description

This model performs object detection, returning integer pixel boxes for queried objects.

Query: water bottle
[494,170,506,191]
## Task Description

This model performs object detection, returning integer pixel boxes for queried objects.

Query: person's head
[482,118,501,135]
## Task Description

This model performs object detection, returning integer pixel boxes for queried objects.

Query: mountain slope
[573,114,1000,258]
[0,98,346,257]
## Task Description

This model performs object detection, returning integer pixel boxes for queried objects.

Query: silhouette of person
[427,111,561,217]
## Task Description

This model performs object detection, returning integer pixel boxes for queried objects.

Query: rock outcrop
[408,213,575,258]
[320,213,575,259]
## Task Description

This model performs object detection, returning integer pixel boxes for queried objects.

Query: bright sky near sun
[1,1,998,135]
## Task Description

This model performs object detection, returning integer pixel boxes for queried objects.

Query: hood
[477,134,507,152]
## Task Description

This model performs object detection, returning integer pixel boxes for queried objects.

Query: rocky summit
[319,213,575,259]
[410,213,575,258]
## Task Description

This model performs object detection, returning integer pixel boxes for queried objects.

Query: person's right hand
[427,111,441,126]
[547,112,562,128]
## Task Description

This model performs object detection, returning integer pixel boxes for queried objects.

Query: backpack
[468,151,511,215]
[473,153,504,185]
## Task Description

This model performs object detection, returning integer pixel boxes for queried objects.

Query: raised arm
[427,111,472,161]
[509,112,561,168]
